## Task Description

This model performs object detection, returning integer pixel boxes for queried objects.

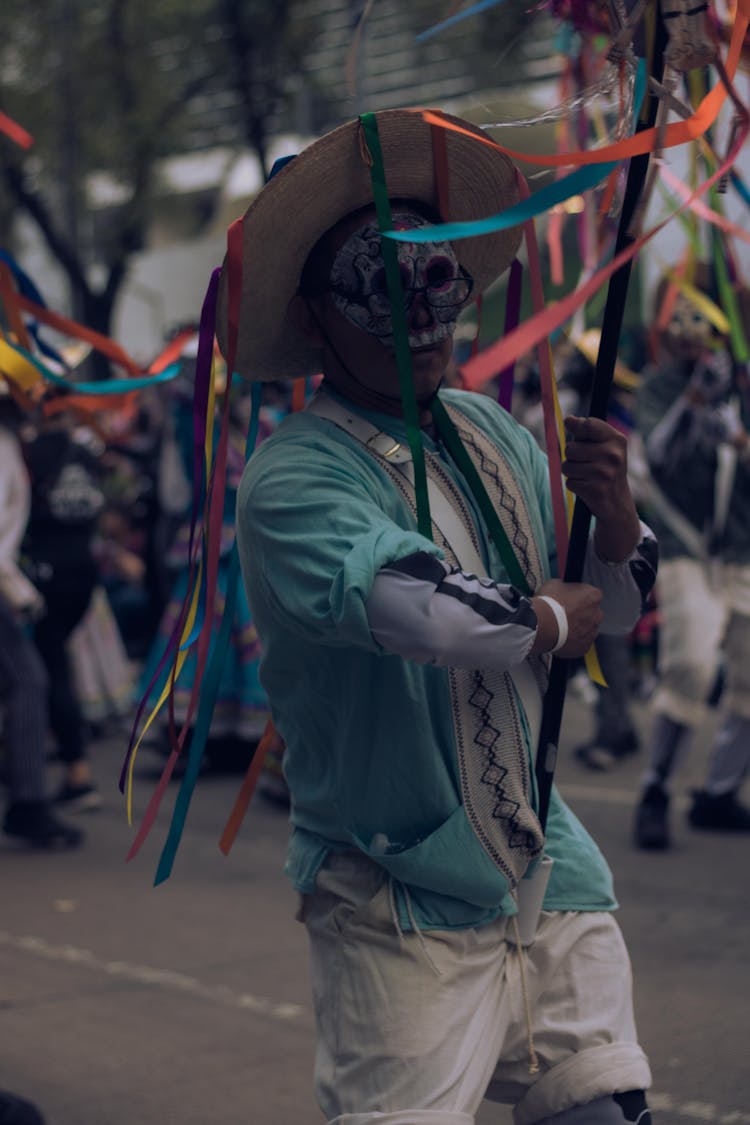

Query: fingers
[564,416,616,443]
[563,417,627,459]
[561,418,630,518]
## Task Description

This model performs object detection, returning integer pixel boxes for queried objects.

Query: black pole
[535,8,667,831]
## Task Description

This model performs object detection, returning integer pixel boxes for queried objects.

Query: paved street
[2,692,748,1125]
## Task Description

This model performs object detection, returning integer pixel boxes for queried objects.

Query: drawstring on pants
[510,914,540,1074]
[387,876,443,978]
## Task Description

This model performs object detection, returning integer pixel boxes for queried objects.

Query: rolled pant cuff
[512,1042,652,1125]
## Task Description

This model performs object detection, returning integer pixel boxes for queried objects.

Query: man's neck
[322,377,438,426]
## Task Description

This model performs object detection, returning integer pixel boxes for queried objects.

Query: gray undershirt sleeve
[366,551,538,671]
[583,519,658,634]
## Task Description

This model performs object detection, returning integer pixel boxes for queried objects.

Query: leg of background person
[634,559,725,850]
[0,597,82,848]
[574,634,640,771]
[32,578,100,810]
[688,602,750,831]
[0,599,48,804]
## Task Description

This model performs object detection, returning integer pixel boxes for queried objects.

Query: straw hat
[216,108,521,382]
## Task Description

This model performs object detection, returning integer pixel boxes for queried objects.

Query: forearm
[592,498,642,563]
[366,551,541,671]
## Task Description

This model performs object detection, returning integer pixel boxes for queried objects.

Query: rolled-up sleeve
[583,519,658,634]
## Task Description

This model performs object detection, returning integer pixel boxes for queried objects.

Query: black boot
[0,1089,47,1124]
[688,789,750,831]
[634,783,670,850]
[3,800,83,849]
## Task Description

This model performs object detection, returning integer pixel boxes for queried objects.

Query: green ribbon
[430,395,530,595]
[359,112,528,587]
[708,187,749,364]
[360,112,432,539]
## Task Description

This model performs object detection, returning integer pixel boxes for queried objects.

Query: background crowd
[1,260,749,854]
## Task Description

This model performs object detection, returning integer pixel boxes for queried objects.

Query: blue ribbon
[416,0,509,42]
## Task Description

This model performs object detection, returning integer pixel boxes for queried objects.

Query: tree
[218,0,318,182]
[0,0,545,376]
[0,0,311,373]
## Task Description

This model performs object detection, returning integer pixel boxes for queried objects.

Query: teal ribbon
[385,159,618,245]
[709,199,750,363]
[730,169,750,209]
[386,158,616,244]
[384,59,647,247]
[3,335,182,392]
[360,112,432,539]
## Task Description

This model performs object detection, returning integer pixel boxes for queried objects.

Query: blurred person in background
[632,267,750,849]
[21,396,105,812]
[507,335,646,772]
[137,360,271,774]
[0,387,81,847]
[563,333,646,772]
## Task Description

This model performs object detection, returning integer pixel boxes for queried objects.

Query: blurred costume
[138,384,270,769]
[633,273,750,848]
[521,337,644,773]
[0,400,81,847]
[23,416,105,810]
[68,586,134,728]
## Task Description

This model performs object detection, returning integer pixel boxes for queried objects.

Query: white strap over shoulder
[307,389,486,576]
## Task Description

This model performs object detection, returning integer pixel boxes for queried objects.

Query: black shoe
[54,782,102,812]
[688,789,750,832]
[3,801,83,849]
[634,784,670,849]
[0,1089,46,1124]
[574,730,640,772]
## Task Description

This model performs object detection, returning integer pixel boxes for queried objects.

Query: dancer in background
[0,388,81,847]
[633,268,750,849]
[137,360,272,773]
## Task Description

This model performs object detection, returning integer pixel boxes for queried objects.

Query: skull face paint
[663,291,715,358]
[329,212,473,350]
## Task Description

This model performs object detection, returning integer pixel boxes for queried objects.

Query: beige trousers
[652,558,750,726]
[299,850,651,1125]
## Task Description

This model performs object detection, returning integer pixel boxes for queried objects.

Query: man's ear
[288,295,326,346]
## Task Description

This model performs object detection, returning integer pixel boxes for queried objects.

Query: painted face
[329,212,473,349]
[664,292,714,357]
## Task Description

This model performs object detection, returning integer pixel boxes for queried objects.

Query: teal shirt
[236,387,616,930]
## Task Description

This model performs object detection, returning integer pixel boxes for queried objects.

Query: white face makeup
[665,292,714,357]
[328,211,473,350]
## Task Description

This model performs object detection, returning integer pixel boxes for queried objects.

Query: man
[633,268,750,849]
[222,109,658,1125]
[22,402,104,811]
[0,389,82,848]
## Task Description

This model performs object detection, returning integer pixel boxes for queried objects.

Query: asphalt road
[2,691,748,1125]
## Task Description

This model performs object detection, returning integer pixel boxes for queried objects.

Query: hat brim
[216,108,521,382]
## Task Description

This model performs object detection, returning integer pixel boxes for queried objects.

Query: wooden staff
[535,4,668,830]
